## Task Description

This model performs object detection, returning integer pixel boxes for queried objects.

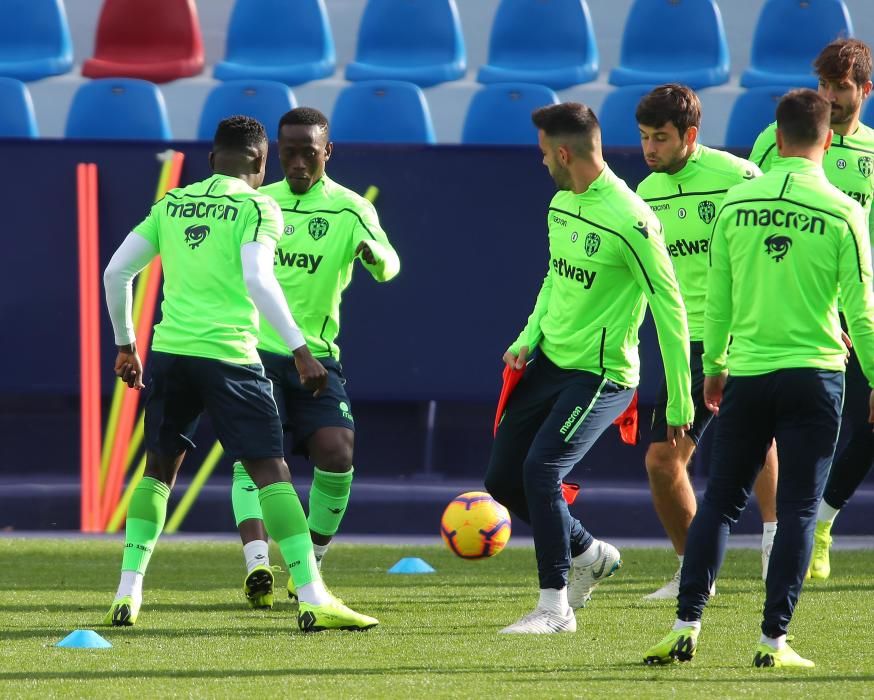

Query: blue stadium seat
[331,81,436,144]
[0,0,72,81]
[741,0,853,88]
[477,0,598,90]
[197,81,297,141]
[214,0,335,85]
[345,0,465,88]
[462,83,559,145]
[609,0,729,89]
[0,78,38,138]
[65,79,171,141]
[725,86,794,148]
[599,85,653,148]
[863,97,874,128]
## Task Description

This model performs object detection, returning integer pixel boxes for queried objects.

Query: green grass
[2,539,873,699]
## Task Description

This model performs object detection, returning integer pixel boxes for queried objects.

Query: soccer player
[485,103,693,634]
[750,38,874,579]
[101,116,378,632]
[229,107,400,609]
[644,89,874,668]
[635,84,779,599]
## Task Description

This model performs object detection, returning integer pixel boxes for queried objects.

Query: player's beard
[831,96,861,126]
[550,163,573,191]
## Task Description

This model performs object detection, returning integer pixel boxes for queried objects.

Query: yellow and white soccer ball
[440,491,511,559]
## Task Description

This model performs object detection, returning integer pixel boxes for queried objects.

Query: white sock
[574,540,602,566]
[760,633,786,650]
[243,540,269,573]
[762,521,777,549]
[677,554,685,567]
[116,570,143,601]
[539,587,569,615]
[817,500,840,524]
[312,543,329,567]
[674,618,701,632]
[298,579,331,606]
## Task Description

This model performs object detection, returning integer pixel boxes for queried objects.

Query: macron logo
[560,406,583,435]
[552,257,597,289]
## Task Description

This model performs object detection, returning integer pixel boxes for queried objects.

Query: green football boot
[808,520,833,580]
[753,643,815,668]
[297,594,379,632]
[244,565,275,610]
[103,596,141,626]
[643,626,699,665]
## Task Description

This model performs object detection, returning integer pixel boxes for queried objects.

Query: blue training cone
[56,630,112,649]
[388,557,435,574]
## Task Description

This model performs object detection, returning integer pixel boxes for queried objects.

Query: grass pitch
[1,539,873,699]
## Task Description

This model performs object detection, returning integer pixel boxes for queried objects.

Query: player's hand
[355,241,377,265]
[114,344,144,390]
[841,330,852,365]
[293,346,328,397]
[502,346,528,370]
[704,372,727,415]
[666,424,691,448]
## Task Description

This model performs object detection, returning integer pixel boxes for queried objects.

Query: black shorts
[259,350,355,456]
[651,341,713,445]
[144,351,284,462]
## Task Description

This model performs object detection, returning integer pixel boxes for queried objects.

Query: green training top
[636,145,761,341]
[257,175,400,359]
[749,120,874,233]
[134,173,284,364]
[509,165,694,426]
[703,157,874,385]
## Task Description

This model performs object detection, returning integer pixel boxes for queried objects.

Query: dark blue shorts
[259,350,355,456]
[143,351,284,462]
[651,341,712,445]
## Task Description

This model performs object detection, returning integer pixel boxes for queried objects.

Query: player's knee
[315,443,353,472]
[645,447,686,482]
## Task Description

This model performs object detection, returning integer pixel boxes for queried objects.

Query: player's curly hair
[213,115,267,151]
[278,107,329,137]
[814,38,872,87]
[635,84,701,137]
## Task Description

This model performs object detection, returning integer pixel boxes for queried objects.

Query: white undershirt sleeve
[241,240,306,353]
[103,233,158,345]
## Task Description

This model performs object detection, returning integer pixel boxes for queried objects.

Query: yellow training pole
[164,442,225,533]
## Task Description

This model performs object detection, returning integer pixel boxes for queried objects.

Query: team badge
[184,224,210,249]
[858,156,873,177]
[308,217,329,240]
[836,158,847,170]
[284,224,295,236]
[678,208,687,219]
[764,234,792,262]
[697,200,716,224]
[584,232,601,256]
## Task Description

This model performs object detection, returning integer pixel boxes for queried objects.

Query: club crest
[584,232,601,256]
[308,217,329,240]
[698,200,716,224]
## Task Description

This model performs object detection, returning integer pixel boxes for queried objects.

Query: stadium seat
[82,0,204,83]
[197,81,297,141]
[462,83,559,145]
[214,0,335,85]
[331,81,436,144]
[609,0,729,89]
[724,86,794,148]
[0,0,72,81]
[741,0,854,88]
[599,85,653,148]
[0,78,38,138]
[477,0,598,90]
[65,79,171,141]
[345,0,466,88]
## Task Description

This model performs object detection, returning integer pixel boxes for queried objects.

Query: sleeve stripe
[250,199,263,242]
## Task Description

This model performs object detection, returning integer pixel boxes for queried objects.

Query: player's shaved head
[636,84,701,136]
[532,102,600,156]
[814,38,872,87]
[776,89,832,147]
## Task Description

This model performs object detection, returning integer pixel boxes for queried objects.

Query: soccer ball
[440,491,511,559]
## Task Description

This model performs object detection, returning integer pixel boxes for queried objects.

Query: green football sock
[121,477,170,575]
[231,461,264,526]
[308,466,354,537]
[259,482,320,588]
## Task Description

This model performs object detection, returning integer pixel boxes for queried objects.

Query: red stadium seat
[82,0,204,83]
